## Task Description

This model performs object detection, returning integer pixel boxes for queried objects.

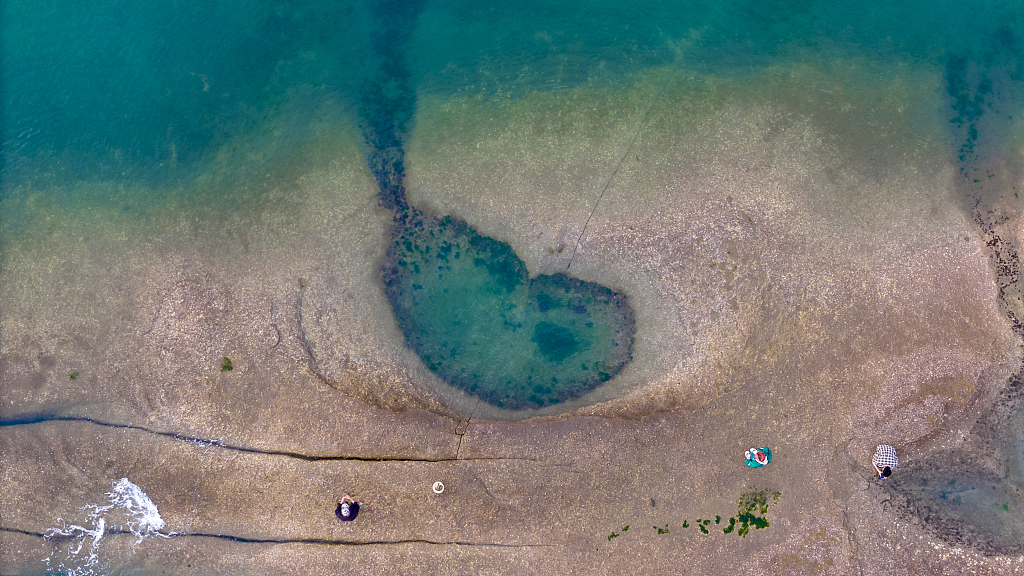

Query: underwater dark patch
[532,322,579,363]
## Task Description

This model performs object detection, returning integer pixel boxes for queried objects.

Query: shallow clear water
[383,210,634,409]
[886,381,1024,555]
[2,0,1022,573]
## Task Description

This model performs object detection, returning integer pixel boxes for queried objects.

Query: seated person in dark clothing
[335,495,360,521]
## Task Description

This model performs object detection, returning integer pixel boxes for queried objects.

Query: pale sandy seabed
[2,63,1023,575]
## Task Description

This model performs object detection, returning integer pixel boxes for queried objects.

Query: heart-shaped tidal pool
[383,209,635,410]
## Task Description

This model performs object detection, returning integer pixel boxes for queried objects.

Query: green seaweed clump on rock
[723,486,781,536]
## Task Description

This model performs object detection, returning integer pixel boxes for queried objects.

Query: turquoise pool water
[383,209,634,409]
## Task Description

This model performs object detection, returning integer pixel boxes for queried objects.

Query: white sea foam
[44,478,169,576]
[107,477,167,541]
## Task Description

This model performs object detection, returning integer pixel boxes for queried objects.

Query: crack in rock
[1,527,558,548]
[0,417,550,464]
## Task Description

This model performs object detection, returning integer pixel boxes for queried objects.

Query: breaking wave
[43,478,169,576]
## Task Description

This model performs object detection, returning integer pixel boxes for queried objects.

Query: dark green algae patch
[680,487,781,537]
[672,487,782,537]
[382,208,635,410]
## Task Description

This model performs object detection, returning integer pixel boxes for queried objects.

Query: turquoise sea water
[4,0,1018,192]
[2,0,1023,572]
